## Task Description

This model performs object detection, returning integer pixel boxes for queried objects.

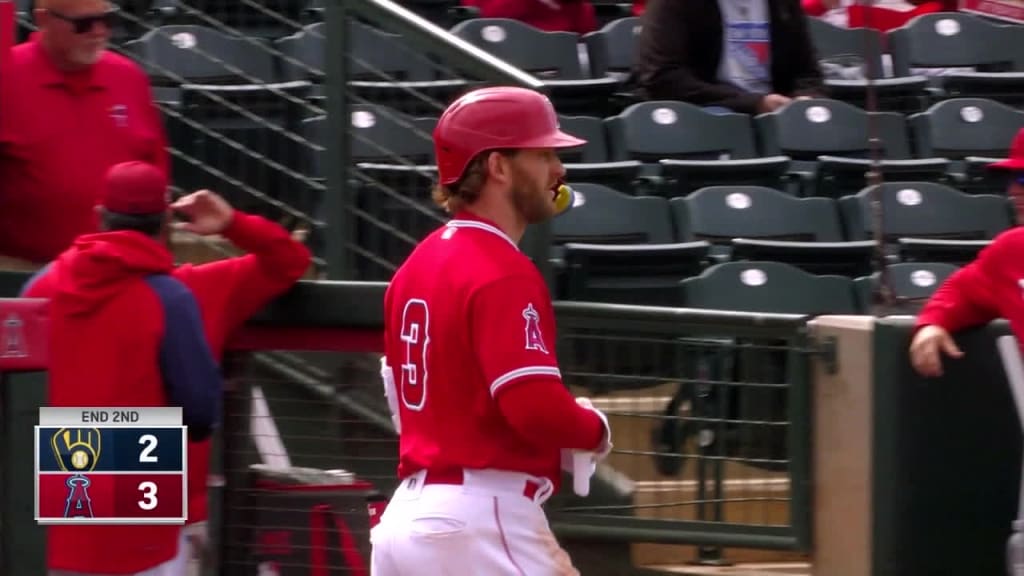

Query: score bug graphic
[35,408,187,525]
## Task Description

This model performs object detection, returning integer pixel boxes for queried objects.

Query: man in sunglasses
[0,0,167,269]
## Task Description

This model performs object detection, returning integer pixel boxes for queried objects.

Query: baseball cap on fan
[989,128,1024,174]
[100,161,169,215]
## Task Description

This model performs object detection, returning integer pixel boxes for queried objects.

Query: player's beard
[509,166,555,225]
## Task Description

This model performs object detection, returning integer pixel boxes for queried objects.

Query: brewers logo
[51,428,101,472]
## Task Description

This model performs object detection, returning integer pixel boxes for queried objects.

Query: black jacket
[633,0,826,113]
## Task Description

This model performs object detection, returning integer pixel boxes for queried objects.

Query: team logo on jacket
[51,428,101,518]
[522,303,548,354]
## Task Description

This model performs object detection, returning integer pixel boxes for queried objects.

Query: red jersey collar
[29,32,110,89]
[447,211,519,251]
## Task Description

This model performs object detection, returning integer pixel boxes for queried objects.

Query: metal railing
[0,278,815,575]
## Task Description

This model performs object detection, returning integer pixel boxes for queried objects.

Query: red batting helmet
[433,86,586,186]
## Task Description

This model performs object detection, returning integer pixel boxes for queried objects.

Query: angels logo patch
[522,303,548,354]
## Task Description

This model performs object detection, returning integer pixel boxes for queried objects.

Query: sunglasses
[48,7,119,34]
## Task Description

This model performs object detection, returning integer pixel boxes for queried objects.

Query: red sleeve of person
[800,0,959,27]
[462,0,599,33]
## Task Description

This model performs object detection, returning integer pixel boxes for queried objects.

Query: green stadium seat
[854,262,959,314]
[838,181,1014,266]
[671,185,875,277]
[557,115,645,192]
[678,260,860,315]
[888,12,1024,108]
[552,184,709,305]
[807,18,928,113]
[276,21,470,115]
[755,98,950,198]
[449,18,622,116]
[908,98,1024,195]
[604,101,791,196]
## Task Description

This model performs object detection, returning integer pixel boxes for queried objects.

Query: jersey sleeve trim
[490,366,562,397]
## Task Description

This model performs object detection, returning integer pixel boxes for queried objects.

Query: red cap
[433,86,586,185]
[100,161,169,215]
[989,128,1024,171]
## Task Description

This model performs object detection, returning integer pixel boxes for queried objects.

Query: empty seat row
[325,98,1024,201]
[668,260,958,317]
[550,182,1011,304]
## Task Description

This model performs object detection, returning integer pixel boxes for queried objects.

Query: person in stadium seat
[633,0,826,114]
[461,0,598,34]
[0,0,167,270]
[22,161,221,576]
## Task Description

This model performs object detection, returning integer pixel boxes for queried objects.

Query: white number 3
[138,481,158,511]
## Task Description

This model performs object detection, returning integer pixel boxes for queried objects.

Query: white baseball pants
[370,469,580,576]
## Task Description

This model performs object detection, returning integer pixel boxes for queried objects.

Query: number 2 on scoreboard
[138,433,158,463]
[138,481,158,511]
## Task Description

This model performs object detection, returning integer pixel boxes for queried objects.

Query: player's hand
[576,397,613,457]
[758,93,792,113]
[909,325,964,378]
[171,190,235,236]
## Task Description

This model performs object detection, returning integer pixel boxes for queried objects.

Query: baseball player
[371,86,612,576]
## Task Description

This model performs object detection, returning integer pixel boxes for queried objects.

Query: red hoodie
[23,231,223,574]
[916,227,1024,337]
[173,212,311,524]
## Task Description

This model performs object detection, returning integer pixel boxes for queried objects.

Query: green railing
[0,275,817,574]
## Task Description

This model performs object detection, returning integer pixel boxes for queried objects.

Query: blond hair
[432,149,516,214]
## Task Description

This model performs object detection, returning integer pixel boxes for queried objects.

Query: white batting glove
[183,521,209,560]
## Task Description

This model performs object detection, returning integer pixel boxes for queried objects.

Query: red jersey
[383,212,574,484]
[916,227,1024,336]
[0,35,168,263]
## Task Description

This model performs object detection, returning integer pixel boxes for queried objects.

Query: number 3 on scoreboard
[400,299,429,411]
[138,434,158,463]
[138,481,158,511]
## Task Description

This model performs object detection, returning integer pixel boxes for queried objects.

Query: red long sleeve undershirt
[496,377,606,452]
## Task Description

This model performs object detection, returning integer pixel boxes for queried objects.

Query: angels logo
[522,303,548,354]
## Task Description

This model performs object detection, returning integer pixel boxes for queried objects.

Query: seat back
[672,186,845,243]
[808,18,886,80]
[583,16,642,77]
[126,24,278,85]
[910,98,1024,158]
[855,262,960,313]
[756,98,912,160]
[839,182,1014,241]
[275,22,326,83]
[558,116,612,164]
[450,18,584,79]
[679,261,860,315]
[888,12,1018,76]
[606,101,759,162]
[554,184,674,244]
[342,104,436,164]
[348,20,435,82]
